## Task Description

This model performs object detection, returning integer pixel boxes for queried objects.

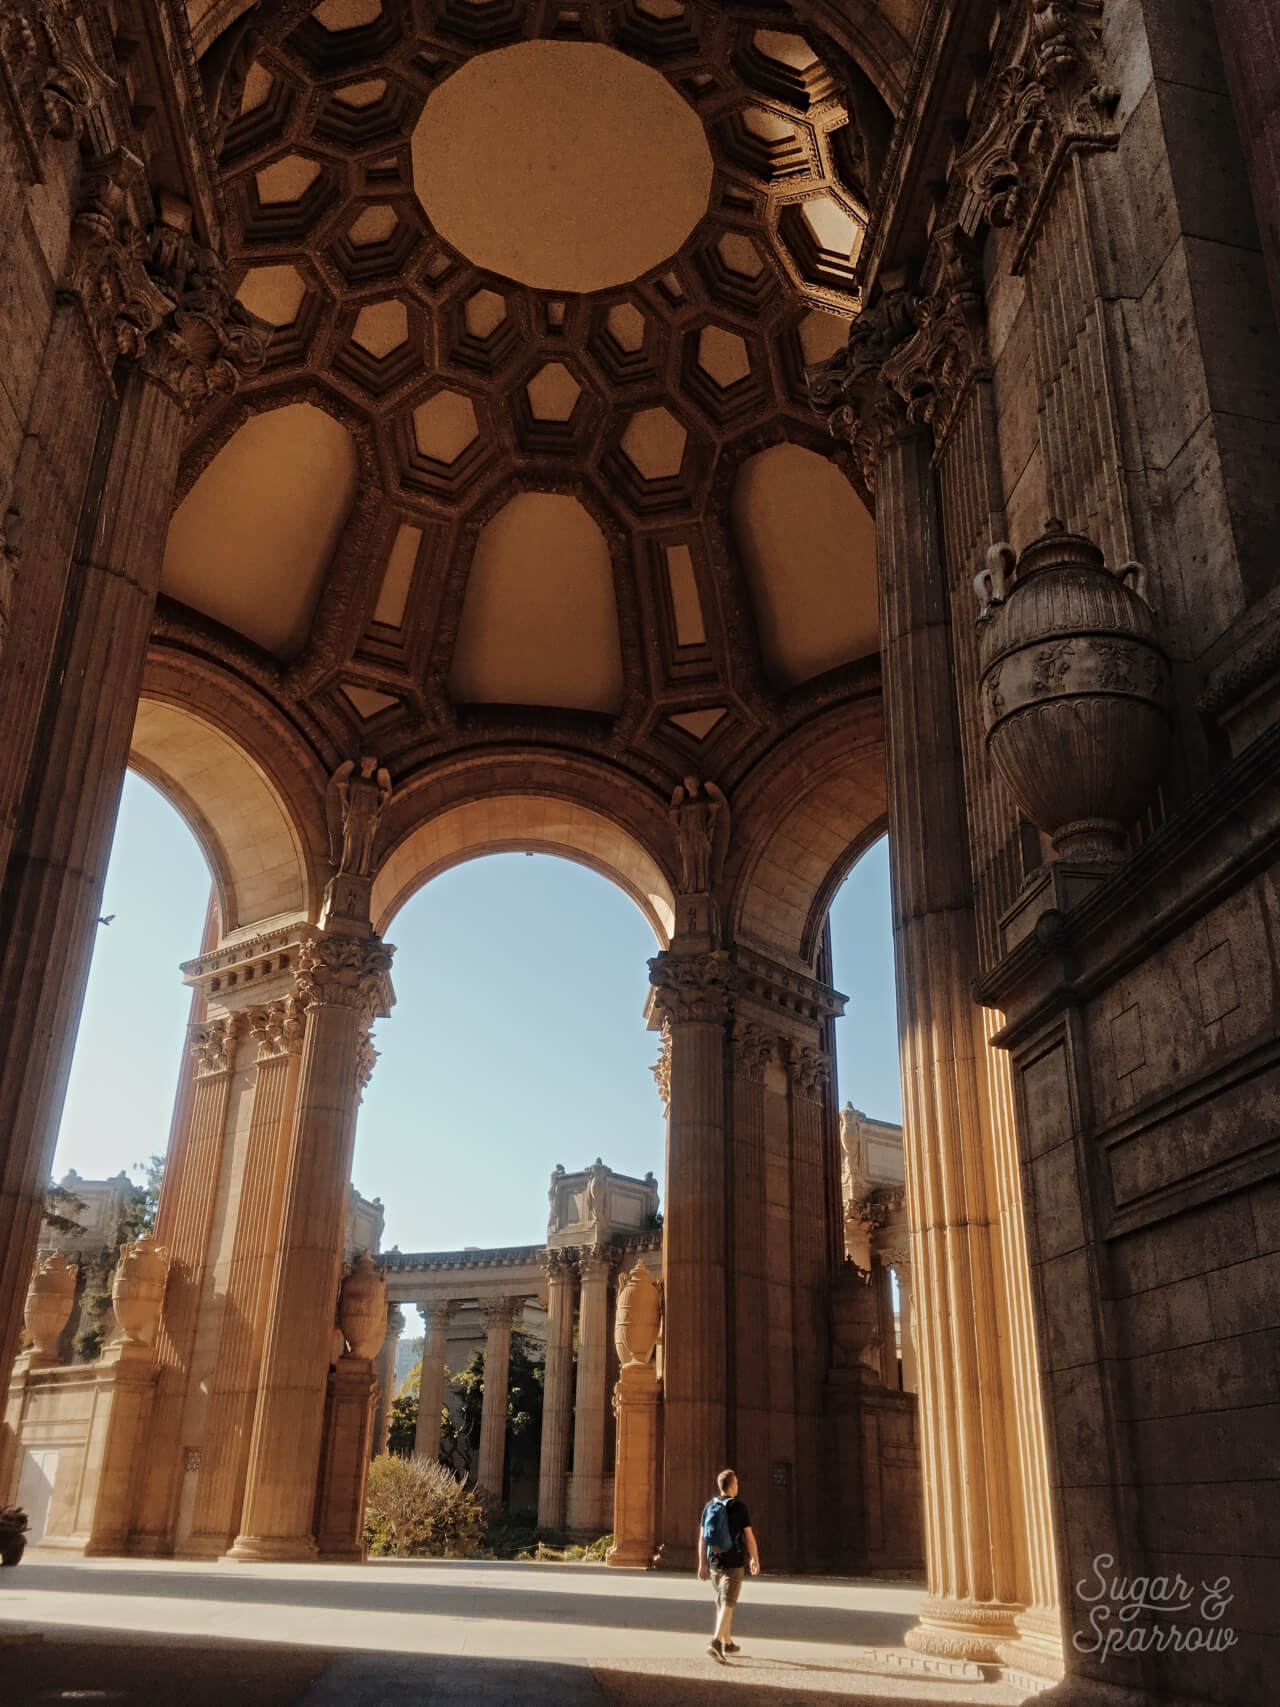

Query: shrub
[364,1453,486,1559]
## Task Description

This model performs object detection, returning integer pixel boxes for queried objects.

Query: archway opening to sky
[828,835,901,1124]
[358,852,664,1253]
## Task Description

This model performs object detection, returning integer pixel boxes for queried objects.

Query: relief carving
[0,0,114,175]
[648,949,733,1027]
[326,756,393,880]
[296,930,395,1024]
[807,288,919,486]
[668,775,729,894]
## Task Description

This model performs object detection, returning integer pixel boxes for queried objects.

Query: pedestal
[606,1361,660,1568]
[315,1356,377,1561]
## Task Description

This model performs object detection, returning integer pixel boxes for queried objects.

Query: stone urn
[23,1253,78,1359]
[338,1253,387,1360]
[111,1236,169,1346]
[975,520,1172,862]
[614,1259,661,1367]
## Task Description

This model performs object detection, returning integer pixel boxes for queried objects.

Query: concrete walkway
[2,1555,1034,1706]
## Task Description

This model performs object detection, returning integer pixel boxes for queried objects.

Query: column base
[605,1540,657,1568]
[227,1533,318,1563]
[904,1596,1023,1666]
[998,1605,1066,1688]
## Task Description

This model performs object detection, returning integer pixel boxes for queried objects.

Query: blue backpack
[702,1496,736,1557]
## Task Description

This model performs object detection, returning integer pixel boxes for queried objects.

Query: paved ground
[2,1555,1033,1706]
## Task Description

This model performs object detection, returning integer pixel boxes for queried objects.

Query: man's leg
[712,1569,743,1646]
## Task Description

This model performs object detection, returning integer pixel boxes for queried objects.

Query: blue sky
[52,773,900,1251]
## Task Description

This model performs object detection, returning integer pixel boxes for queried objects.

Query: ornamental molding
[807,288,918,487]
[730,943,845,1027]
[354,1029,379,1098]
[651,1022,672,1111]
[190,1012,244,1076]
[60,152,265,402]
[955,0,1120,271]
[295,929,395,1024]
[248,995,306,1060]
[182,923,309,1000]
[0,0,114,178]
[648,948,734,1026]
[880,228,991,451]
[787,1039,832,1102]
[729,1019,774,1083]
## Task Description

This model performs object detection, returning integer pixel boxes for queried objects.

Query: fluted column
[878,418,1022,1661]
[0,357,188,1416]
[648,950,731,1569]
[537,1251,576,1532]
[229,929,393,1561]
[476,1297,516,1503]
[566,1247,614,1536]
[374,1305,404,1456]
[414,1300,456,1462]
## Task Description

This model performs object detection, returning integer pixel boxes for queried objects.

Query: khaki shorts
[710,1564,744,1608]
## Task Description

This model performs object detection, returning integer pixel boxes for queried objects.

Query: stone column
[475,1297,516,1504]
[373,1304,404,1456]
[229,929,393,1561]
[566,1247,614,1536]
[648,951,731,1569]
[871,1257,897,1388]
[888,1251,917,1395]
[0,196,263,1426]
[537,1250,576,1533]
[414,1300,456,1462]
[876,415,1023,1662]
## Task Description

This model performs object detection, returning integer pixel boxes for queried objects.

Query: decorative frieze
[955,0,1120,267]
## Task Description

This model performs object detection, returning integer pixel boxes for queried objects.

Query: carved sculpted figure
[668,775,729,894]
[326,756,392,877]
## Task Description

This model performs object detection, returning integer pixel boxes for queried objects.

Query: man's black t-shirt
[703,1496,751,1570]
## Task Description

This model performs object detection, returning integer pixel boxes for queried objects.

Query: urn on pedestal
[976,520,1172,866]
[338,1253,387,1360]
[23,1253,78,1360]
[111,1237,169,1347]
[614,1259,661,1367]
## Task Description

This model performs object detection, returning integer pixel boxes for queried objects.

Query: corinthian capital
[787,1039,831,1102]
[296,929,395,1025]
[248,996,306,1060]
[807,288,919,487]
[881,229,991,448]
[61,161,266,404]
[191,1013,244,1076]
[648,949,733,1027]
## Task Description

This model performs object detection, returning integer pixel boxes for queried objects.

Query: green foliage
[42,1182,85,1238]
[481,1510,540,1559]
[121,1155,164,1242]
[387,1391,420,1458]
[74,1290,112,1362]
[363,1453,485,1558]
[440,1329,545,1482]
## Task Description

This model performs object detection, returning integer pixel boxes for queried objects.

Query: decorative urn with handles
[338,1252,387,1361]
[614,1259,661,1367]
[23,1252,78,1360]
[111,1237,169,1346]
[975,519,1173,862]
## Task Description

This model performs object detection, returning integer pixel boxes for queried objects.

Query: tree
[42,1181,85,1238]
[73,1155,164,1361]
[364,1454,485,1558]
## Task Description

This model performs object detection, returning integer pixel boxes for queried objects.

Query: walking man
[697,1467,760,1663]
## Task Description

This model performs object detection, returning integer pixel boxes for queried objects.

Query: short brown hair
[716,1468,737,1494]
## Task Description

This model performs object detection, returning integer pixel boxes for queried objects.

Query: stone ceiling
[158,0,883,793]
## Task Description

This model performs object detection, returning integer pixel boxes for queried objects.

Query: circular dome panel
[411,41,713,293]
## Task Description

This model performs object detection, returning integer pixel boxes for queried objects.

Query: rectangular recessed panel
[665,543,706,647]
[374,523,421,628]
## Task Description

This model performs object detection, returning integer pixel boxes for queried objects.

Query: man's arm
[742,1524,761,1575]
[697,1521,709,1579]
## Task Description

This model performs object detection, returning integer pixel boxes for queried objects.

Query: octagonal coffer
[680,321,767,426]
[587,298,662,389]
[234,261,332,369]
[241,150,338,244]
[510,359,598,454]
[334,297,423,396]
[442,285,521,375]
[395,386,494,499]
[289,0,407,74]
[779,192,863,292]
[732,27,839,112]
[315,74,418,151]
[330,200,425,287]
[602,405,707,518]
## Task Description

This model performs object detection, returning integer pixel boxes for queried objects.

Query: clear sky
[51,772,900,1251]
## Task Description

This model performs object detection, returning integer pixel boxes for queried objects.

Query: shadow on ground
[3,1628,327,1707]
[15,1562,916,1649]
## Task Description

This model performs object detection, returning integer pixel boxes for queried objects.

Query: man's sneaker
[724,1643,741,1655]
[707,1640,726,1664]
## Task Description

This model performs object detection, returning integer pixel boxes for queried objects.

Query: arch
[373,789,676,944]
[728,700,887,970]
[130,698,311,933]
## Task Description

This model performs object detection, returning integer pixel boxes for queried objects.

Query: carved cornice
[807,288,919,487]
[787,1039,832,1102]
[648,949,734,1027]
[295,929,395,1024]
[59,154,266,402]
[955,0,1120,270]
[0,0,114,178]
[730,944,845,1027]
